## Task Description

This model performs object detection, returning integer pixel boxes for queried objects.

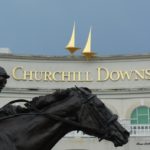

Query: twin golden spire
[66,23,95,60]
[65,23,80,54]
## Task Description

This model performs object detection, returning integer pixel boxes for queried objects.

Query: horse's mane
[0,88,72,118]
[27,87,91,109]
[0,87,91,119]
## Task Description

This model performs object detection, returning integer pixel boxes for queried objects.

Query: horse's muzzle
[114,130,130,147]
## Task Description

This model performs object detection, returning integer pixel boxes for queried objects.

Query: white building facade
[0,53,150,150]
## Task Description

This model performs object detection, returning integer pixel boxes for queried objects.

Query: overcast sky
[0,0,150,56]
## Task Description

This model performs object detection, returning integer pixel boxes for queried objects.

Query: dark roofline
[0,53,150,61]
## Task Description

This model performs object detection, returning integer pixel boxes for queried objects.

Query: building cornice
[0,53,150,61]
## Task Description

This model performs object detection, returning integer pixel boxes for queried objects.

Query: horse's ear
[81,87,92,93]
[75,86,92,96]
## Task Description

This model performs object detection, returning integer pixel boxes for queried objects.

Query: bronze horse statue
[0,87,129,150]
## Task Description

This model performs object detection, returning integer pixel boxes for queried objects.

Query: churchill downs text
[12,66,150,82]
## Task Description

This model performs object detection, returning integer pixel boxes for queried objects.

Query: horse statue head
[0,87,129,150]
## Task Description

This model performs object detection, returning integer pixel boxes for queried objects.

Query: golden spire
[66,23,80,54]
[82,28,95,60]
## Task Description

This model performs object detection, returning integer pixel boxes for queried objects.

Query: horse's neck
[0,114,72,150]
[0,97,76,150]
[16,116,72,150]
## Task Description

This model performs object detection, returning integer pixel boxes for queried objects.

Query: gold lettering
[61,72,71,81]
[12,66,24,80]
[44,72,53,81]
[78,72,92,82]
[72,72,76,81]
[52,72,61,81]
[23,70,33,80]
[145,69,150,80]
[97,67,109,81]
[12,66,150,83]
[134,70,144,80]
[119,71,132,80]
[34,71,43,81]
[77,72,81,81]
[85,72,92,81]
[109,71,120,81]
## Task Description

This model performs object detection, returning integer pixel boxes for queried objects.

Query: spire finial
[82,27,95,60]
[66,22,80,55]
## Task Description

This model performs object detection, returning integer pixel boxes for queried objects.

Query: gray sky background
[0,0,150,56]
